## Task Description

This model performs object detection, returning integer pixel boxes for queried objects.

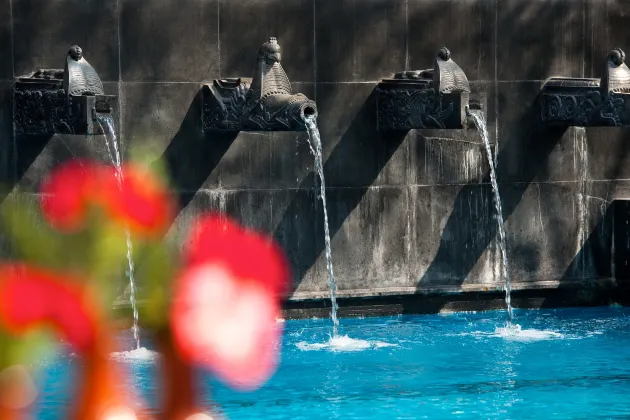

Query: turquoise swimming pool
[35,307,630,419]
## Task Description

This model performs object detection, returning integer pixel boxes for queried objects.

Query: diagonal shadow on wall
[564,202,615,282]
[416,95,567,290]
[154,90,237,213]
[272,90,406,286]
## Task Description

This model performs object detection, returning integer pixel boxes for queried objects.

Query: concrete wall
[0,0,629,312]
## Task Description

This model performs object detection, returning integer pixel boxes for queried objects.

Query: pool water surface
[35,307,630,419]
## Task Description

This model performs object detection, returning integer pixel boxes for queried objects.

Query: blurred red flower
[184,215,290,297]
[0,263,98,353]
[102,164,175,238]
[40,159,99,232]
[172,214,291,390]
[40,160,174,237]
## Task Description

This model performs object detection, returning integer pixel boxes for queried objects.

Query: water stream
[468,110,514,322]
[304,115,339,336]
[95,113,141,349]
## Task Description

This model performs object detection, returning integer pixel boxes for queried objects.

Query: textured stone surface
[0,0,12,81]
[121,0,219,82]
[12,0,119,81]
[497,0,585,80]
[2,0,630,314]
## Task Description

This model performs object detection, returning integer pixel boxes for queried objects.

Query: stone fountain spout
[13,45,118,136]
[541,48,630,127]
[376,47,482,131]
[202,37,317,132]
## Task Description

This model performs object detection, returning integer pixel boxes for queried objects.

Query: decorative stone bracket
[541,48,630,127]
[14,45,117,136]
[202,37,317,132]
[376,47,477,131]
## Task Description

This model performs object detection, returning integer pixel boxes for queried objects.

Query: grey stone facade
[1,0,629,316]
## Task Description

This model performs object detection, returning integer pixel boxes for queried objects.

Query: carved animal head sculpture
[257,37,282,64]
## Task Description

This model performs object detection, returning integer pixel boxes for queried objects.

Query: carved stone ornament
[376,47,472,131]
[14,45,117,136]
[202,37,318,132]
[541,48,630,127]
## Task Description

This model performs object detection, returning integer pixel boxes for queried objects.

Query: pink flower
[171,214,291,390]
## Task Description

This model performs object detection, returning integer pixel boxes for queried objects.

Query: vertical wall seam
[493,0,498,154]
[116,0,125,159]
[581,0,586,78]
[9,0,16,183]
[313,0,317,100]
[8,0,14,78]
[217,0,221,78]
[492,0,500,284]
[405,0,410,70]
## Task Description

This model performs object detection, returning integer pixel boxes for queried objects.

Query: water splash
[95,113,140,350]
[304,115,339,336]
[296,335,396,352]
[468,110,514,322]
[493,324,563,342]
[110,347,158,363]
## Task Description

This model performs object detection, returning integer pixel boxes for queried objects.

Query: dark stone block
[16,133,113,193]
[586,127,630,181]
[164,190,224,248]
[406,133,489,186]
[270,188,318,290]
[283,285,630,319]
[310,186,409,292]
[0,0,12,80]
[122,82,239,206]
[315,0,405,82]
[0,82,15,188]
[219,0,313,82]
[497,0,584,80]
[580,182,614,280]
[314,82,407,188]
[122,82,201,159]
[167,188,276,249]
[497,81,579,183]
[12,0,118,81]
[504,182,583,283]
[410,184,497,288]
[408,0,495,82]
[212,133,271,190]
[613,198,630,280]
[120,0,219,82]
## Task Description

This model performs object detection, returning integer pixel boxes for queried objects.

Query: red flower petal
[184,214,291,297]
[40,160,104,232]
[104,165,175,237]
[40,160,176,238]
[0,264,98,353]
[171,263,282,390]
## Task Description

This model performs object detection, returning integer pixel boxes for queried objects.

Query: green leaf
[133,240,179,329]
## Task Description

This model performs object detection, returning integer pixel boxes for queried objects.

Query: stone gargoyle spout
[14,45,117,135]
[202,37,317,132]
[375,47,477,131]
[541,48,630,127]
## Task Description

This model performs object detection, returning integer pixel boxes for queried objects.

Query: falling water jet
[304,114,339,336]
[467,109,514,323]
[96,113,141,350]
